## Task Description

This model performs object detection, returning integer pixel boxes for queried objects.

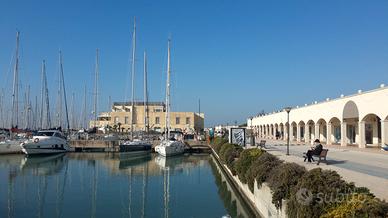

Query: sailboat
[0,31,23,154]
[119,18,152,155]
[21,51,70,155]
[154,39,186,157]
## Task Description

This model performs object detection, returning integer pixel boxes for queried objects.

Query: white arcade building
[248,85,388,148]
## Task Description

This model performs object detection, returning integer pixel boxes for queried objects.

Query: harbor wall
[212,149,287,218]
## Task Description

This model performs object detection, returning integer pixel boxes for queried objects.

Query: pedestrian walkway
[251,139,388,200]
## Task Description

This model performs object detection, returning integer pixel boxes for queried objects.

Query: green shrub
[211,137,228,154]
[267,163,307,209]
[287,168,367,218]
[245,152,282,192]
[234,148,264,184]
[321,194,388,218]
[219,143,235,164]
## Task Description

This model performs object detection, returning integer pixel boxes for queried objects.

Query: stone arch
[279,123,285,140]
[342,101,360,145]
[328,117,341,144]
[291,122,297,141]
[305,120,315,144]
[361,114,382,145]
[316,118,327,143]
[343,100,359,120]
[298,121,306,142]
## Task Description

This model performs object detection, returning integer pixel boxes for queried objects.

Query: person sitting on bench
[305,139,323,162]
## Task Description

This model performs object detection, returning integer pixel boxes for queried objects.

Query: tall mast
[0,90,3,128]
[93,49,99,128]
[11,31,20,128]
[82,85,87,129]
[165,39,171,140]
[130,17,136,140]
[59,51,70,132]
[143,51,148,133]
[24,85,30,129]
[56,54,63,128]
[40,60,45,129]
[70,93,75,129]
[44,63,51,129]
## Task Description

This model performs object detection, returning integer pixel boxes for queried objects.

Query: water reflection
[209,156,258,218]
[0,153,252,218]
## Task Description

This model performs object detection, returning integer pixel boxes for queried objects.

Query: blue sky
[0,0,388,127]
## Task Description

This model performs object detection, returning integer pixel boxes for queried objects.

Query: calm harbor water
[0,153,255,218]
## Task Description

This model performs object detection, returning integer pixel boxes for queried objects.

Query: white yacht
[155,39,186,157]
[21,130,69,155]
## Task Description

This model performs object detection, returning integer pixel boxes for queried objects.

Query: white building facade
[248,85,388,148]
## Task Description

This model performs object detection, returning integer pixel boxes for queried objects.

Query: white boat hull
[155,140,185,157]
[0,140,23,154]
[21,147,68,155]
[21,131,69,155]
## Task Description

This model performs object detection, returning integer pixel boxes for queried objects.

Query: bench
[303,149,329,165]
[256,140,266,149]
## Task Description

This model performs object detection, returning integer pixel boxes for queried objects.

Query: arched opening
[328,117,341,144]
[275,124,279,139]
[342,101,359,145]
[291,122,297,141]
[316,119,327,143]
[279,123,284,140]
[306,120,315,144]
[284,122,290,141]
[362,114,382,146]
[298,121,305,142]
[270,124,274,139]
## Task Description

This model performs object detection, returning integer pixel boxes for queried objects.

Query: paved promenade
[252,139,388,201]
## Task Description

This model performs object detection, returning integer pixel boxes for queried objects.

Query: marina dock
[70,139,210,153]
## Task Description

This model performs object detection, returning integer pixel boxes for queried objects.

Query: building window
[154,108,162,112]
[186,117,190,125]
[124,116,129,124]
[155,117,160,124]
[114,116,119,124]
[176,117,180,125]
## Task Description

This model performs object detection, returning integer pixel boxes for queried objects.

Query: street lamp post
[284,107,292,155]
[250,117,254,147]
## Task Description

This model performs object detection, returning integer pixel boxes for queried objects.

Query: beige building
[90,101,204,133]
[248,84,388,148]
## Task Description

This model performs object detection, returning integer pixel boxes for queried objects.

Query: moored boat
[21,130,69,155]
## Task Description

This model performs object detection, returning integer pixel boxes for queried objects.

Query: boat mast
[11,31,20,129]
[93,49,99,129]
[59,51,70,132]
[165,39,171,140]
[44,63,51,129]
[40,60,45,129]
[130,17,136,140]
[56,54,63,128]
[24,85,30,129]
[0,90,3,128]
[82,85,87,129]
[143,51,148,133]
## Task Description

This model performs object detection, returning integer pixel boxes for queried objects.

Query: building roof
[113,101,165,106]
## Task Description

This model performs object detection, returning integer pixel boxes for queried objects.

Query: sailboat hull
[0,140,23,154]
